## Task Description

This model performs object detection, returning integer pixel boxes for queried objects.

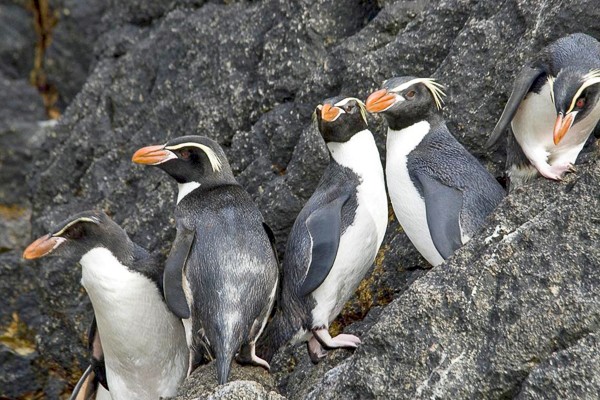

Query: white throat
[327,129,380,172]
[386,120,430,157]
[177,182,201,204]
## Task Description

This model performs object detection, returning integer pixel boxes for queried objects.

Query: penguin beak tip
[23,235,60,260]
[553,112,575,145]
[132,145,173,165]
[365,89,395,113]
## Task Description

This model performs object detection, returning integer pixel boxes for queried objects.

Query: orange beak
[365,89,397,113]
[553,112,576,145]
[23,234,65,260]
[132,145,176,165]
[321,104,341,122]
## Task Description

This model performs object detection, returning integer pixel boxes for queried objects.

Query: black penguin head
[23,211,131,261]
[132,135,235,185]
[314,96,369,143]
[365,76,446,130]
[551,68,600,144]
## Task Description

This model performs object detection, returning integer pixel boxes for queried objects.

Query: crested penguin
[23,211,188,400]
[366,77,505,266]
[260,97,388,364]
[132,135,279,385]
[486,33,600,189]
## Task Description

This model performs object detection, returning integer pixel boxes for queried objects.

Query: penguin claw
[312,329,362,350]
[236,345,271,371]
[307,337,327,364]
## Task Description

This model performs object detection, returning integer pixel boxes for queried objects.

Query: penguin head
[365,76,446,130]
[132,135,234,185]
[314,96,369,143]
[551,69,600,144]
[23,211,131,261]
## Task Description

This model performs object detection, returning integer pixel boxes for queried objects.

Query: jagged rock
[172,362,283,400]
[1,0,600,398]
[305,158,600,399]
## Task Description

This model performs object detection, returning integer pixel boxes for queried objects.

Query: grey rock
[306,158,600,399]
[0,1,36,79]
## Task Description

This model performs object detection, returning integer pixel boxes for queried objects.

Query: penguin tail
[211,321,243,385]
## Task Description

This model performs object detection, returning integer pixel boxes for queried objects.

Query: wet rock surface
[1,0,599,398]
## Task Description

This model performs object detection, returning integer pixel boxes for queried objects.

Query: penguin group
[22,32,599,399]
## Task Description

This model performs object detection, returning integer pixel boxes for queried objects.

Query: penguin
[22,210,189,400]
[132,135,279,385]
[486,33,600,189]
[260,96,388,364]
[366,77,505,266]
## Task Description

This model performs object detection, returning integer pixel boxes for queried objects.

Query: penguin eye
[62,225,85,240]
[405,90,416,100]
[576,97,586,109]
[342,104,355,113]
[179,149,191,160]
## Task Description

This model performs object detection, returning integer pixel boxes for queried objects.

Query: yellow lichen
[0,312,37,356]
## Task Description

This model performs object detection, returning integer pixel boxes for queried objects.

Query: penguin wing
[164,226,195,319]
[263,222,279,264]
[298,192,350,297]
[88,317,108,390]
[417,173,464,260]
[485,65,545,148]
[69,364,96,400]
[69,318,107,400]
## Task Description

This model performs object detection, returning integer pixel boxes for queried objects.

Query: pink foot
[313,329,362,350]
[537,161,576,181]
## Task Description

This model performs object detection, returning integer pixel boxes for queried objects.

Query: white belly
[81,248,188,400]
[512,83,600,165]
[386,122,444,266]
[310,129,388,326]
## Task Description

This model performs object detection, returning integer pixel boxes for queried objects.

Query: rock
[305,158,600,399]
[1,0,600,398]
[172,362,284,400]
[0,1,36,79]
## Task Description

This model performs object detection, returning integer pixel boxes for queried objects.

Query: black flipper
[69,364,96,400]
[262,222,279,265]
[88,317,108,390]
[485,66,544,148]
[164,226,195,319]
[298,192,350,297]
[417,173,464,260]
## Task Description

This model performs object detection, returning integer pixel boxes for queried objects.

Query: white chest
[310,130,388,326]
[80,248,188,399]
[385,121,444,266]
[512,83,600,164]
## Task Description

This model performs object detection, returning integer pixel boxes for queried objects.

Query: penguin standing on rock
[132,135,279,385]
[486,33,600,189]
[23,211,188,400]
[261,97,388,363]
[366,77,505,266]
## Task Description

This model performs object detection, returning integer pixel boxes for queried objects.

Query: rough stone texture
[306,156,600,399]
[172,362,284,400]
[1,0,600,398]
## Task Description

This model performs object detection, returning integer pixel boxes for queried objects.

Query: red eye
[179,149,191,160]
[406,90,416,99]
[576,97,586,108]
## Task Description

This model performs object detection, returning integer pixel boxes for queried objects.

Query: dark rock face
[1,0,599,398]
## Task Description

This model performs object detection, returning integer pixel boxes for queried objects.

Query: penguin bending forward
[486,33,600,189]
[23,211,188,400]
[261,97,388,363]
[366,77,505,266]
[132,136,279,385]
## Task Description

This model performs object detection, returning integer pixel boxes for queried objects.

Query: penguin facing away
[260,97,388,364]
[486,33,600,189]
[132,135,279,385]
[366,77,505,266]
[23,210,188,400]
